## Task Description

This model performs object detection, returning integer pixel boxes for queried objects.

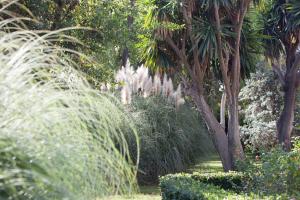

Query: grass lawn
[102,185,161,200]
[104,194,161,200]
[188,154,223,173]
[106,154,222,200]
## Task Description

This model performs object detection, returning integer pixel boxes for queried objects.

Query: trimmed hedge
[191,171,245,192]
[160,174,286,200]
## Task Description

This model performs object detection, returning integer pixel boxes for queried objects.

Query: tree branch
[182,2,202,77]
[213,2,231,100]
[230,0,250,93]
[165,36,195,79]
[181,32,186,53]
[165,36,183,60]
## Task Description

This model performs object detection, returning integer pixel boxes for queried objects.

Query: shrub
[239,66,281,152]
[191,171,245,192]
[238,143,300,198]
[0,4,137,199]
[160,174,278,200]
[124,95,215,184]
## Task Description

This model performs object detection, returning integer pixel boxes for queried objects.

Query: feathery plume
[172,84,185,109]
[136,65,149,91]
[153,71,161,95]
[162,74,168,97]
[143,77,153,98]
[163,77,174,99]
[116,66,126,83]
[106,83,111,91]
[100,83,107,92]
[121,85,132,105]
[115,62,184,108]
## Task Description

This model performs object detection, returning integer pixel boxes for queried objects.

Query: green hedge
[191,171,245,192]
[160,174,286,200]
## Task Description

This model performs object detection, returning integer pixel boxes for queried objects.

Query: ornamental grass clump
[124,95,215,184]
[113,62,214,184]
[0,1,138,199]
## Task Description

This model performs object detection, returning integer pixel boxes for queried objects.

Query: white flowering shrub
[239,66,282,152]
[114,61,185,109]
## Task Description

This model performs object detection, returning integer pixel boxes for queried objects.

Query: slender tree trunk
[192,93,232,171]
[227,96,244,167]
[277,73,297,151]
[220,92,226,129]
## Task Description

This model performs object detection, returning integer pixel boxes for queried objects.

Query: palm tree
[139,0,262,170]
[262,0,300,150]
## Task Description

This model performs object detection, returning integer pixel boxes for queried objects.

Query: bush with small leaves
[160,174,280,200]
[191,171,245,192]
[237,143,300,198]
[239,66,281,152]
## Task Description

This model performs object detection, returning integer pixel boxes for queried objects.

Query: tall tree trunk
[277,72,297,151]
[213,2,248,168]
[192,93,232,171]
[220,92,226,129]
[226,10,246,167]
[275,45,299,151]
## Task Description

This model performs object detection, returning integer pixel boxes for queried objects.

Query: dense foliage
[111,62,215,184]
[160,174,278,200]
[17,0,140,85]
[238,138,300,198]
[0,7,138,199]
[1,0,300,199]
[124,95,215,184]
[191,172,244,192]
[240,65,300,152]
[239,66,282,152]
[160,139,300,199]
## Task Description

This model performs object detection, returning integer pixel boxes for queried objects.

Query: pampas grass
[0,1,138,199]
[114,62,184,109]
[125,95,215,184]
